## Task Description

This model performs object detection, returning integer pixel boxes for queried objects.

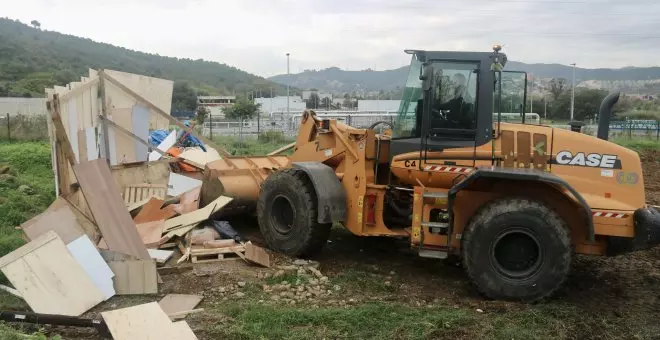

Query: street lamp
[570,63,576,121]
[286,53,290,116]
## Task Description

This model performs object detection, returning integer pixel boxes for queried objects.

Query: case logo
[554,151,621,169]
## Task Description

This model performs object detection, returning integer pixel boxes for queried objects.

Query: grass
[0,323,58,340]
[611,137,660,152]
[214,131,293,156]
[331,268,398,294]
[0,141,55,258]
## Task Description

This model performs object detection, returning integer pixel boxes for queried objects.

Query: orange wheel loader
[202,46,660,302]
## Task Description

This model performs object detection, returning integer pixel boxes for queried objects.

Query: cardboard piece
[136,220,166,247]
[245,243,271,268]
[134,198,177,224]
[0,231,105,316]
[158,294,203,320]
[73,159,150,260]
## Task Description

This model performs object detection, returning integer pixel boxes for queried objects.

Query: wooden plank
[500,130,515,168]
[0,231,105,316]
[100,115,167,158]
[77,129,88,163]
[73,159,150,260]
[158,294,203,320]
[101,302,181,340]
[98,72,112,161]
[245,243,271,267]
[21,197,85,244]
[107,259,158,295]
[100,71,230,157]
[516,131,532,168]
[267,141,296,156]
[51,96,78,167]
[59,77,99,101]
[163,196,233,232]
[163,224,198,240]
[134,198,177,224]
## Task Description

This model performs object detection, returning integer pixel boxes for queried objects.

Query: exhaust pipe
[597,92,620,140]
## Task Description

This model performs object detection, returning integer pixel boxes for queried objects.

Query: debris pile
[0,69,270,338]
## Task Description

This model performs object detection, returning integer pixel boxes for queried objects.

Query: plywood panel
[136,219,166,247]
[172,321,198,339]
[168,172,202,197]
[163,196,233,231]
[134,198,176,224]
[73,159,150,260]
[67,99,79,162]
[0,231,105,316]
[112,108,136,164]
[21,197,85,244]
[101,302,176,340]
[112,161,170,191]
[108,259,157,295]
[158,294,203,320]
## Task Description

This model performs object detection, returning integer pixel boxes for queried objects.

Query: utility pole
[529,74,533,115]
[544,97,547,122]
[570,63,576,121]
[286,53,290,117]
[270,87,273,114]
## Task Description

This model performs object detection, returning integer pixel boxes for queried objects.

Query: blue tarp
[148,120,206,151]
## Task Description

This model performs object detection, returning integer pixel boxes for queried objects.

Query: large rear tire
[257,168,331,257]
[461,198,571,302]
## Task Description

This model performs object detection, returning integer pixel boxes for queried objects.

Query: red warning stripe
[423,165,473,173]
[592,211,628,218]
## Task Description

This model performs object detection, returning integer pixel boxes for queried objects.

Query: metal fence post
[6,113,9,142]
[209,113,213,141]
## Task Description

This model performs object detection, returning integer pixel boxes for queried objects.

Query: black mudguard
[292,162,346,224]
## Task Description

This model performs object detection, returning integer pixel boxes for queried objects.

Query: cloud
[4,0,660,77]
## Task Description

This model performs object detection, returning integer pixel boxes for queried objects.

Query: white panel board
[149,130,176,161]
[167,173,202,197]
[132,105,150,162]
[67,235,115,300]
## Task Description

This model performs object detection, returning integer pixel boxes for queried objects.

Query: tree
[321,97,331,110]
[30,20,40,29]
[307,92,320,109]
[172,82,197,111]
[223,98,261,121]
[549,78,567,101]
[343,97,352,109]
[195,106,210,125]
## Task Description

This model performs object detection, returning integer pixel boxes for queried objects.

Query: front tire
[461,198,571,302]
[257,168,331,257]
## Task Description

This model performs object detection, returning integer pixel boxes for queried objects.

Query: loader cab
[390,49,526,167]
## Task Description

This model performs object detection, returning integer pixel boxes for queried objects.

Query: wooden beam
[98,71,112,161]
[98,115,168,157]
[99,71,231,157]
[50,96,78,167]
[59,77,99,102]
[267,141,296,156]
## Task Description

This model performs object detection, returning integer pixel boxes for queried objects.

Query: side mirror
[420,63,434,91]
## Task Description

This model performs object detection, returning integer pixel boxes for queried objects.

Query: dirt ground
[30,150,660,339]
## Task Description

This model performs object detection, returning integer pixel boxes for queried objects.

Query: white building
[357,100,401,112]
[197,95,236,118]
[255,96,306,113]
[0,97,47,116]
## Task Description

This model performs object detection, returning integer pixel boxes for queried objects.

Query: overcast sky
[5,0,660,77]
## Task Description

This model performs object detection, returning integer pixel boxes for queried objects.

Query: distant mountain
[270,61,660,95]
[0,18,284,98]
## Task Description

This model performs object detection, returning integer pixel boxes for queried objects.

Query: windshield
[393,56,422,138]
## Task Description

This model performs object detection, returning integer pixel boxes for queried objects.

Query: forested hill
[0,18,283,99]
